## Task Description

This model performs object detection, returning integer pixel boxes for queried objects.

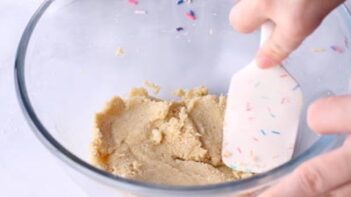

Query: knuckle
[229,10,251,33]
[257,0,272,13]
[265,39,288,60]
[295,163,325,195]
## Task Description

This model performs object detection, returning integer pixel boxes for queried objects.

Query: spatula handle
[260,21,275,46]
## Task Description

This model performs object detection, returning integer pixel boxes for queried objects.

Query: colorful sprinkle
[176,0,184,5]
[134,10,147,14]
[292,84,300,91]
[281,97,290,104]
[280,74,288,78]
[115,47,124,57]
[176,27,184,31]
[260,129,266,136]
[311,48,325,53]
[252,137,259,142]
[185,10,196,20]
[128,0,138,6]
[330,45,344,54]
[237,147,242,154]
[271,130,281,135]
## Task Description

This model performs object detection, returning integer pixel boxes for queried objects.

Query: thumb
[256,25,305,68]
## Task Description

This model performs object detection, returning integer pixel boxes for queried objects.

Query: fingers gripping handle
[260,21,275,47]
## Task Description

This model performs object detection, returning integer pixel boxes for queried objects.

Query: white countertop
[0,1,350,197]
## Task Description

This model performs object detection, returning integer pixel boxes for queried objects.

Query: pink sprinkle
[128,0,138,6]
[236,147,242,154]
[280,74,288,78]
[281,97,290,104]
[252,137,259,142]
[185,10,196,20]
[246,102,252,111]
[330,45,344,54]
[281,98,286,104]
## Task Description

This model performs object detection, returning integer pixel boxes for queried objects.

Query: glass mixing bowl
[15,0,351,196]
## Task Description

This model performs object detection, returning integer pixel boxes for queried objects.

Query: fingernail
[256,55,278,68]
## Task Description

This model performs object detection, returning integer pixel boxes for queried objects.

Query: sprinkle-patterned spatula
[222,22,303,173]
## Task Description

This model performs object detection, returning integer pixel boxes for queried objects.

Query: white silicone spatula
[222,22,303,173]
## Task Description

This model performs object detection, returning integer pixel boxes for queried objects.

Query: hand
[229,0,345,68]
[260,96,351,197]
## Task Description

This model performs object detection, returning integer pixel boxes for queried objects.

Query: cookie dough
[91,87,251,186]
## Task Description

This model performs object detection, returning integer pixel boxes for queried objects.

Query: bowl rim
[14,0,351,195]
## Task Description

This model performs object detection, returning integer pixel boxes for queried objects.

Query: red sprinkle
[252,137,259,142]
[128,0,138,6]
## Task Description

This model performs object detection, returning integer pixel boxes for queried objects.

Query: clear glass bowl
[15,0,351,196]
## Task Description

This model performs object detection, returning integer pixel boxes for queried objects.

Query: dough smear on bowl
[91,87,252,186]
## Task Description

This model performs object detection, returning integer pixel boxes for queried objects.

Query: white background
[0,1,350,196]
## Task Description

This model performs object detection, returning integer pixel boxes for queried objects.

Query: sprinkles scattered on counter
[330,45,344,54]
[115,47,125,57]
[252,137,259,142]
[271,130,281,135]
[280,74,288,78]
[128,0,138,6]
[176,27,184,31]
[260,129,266,136]
[237,147,242,154]
[176,0,184,5]
[281,97,290,104]
[185,10,196,20]
[311,48,325,53]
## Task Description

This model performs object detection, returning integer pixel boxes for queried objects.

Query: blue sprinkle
[177,0,184,5]
[189,10,195,17]
[292,84,300,91]
[271,130,281,135]
[260,129,266,136]
[270,113,276,118]
[176,27,184,31]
